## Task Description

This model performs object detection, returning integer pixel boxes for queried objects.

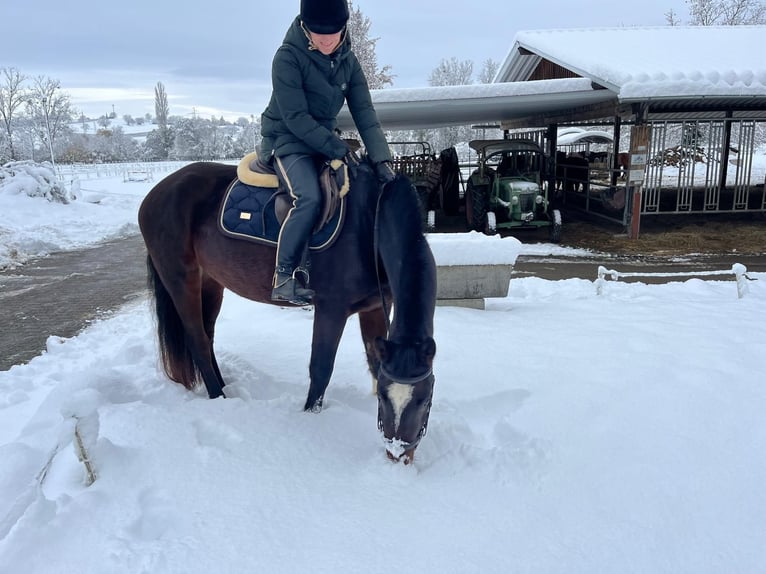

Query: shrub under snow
[0,161,73,203]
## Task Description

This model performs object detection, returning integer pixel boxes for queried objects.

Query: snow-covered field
[1,164,764,573]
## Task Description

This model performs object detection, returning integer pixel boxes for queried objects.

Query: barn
[338,25,766,237]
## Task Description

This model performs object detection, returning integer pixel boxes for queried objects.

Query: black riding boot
[270,153,321,306]
[271,266,315,305]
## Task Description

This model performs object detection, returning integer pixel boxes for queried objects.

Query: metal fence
[643,119,765,215]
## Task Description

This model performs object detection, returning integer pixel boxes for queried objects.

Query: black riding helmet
[300,0,349,34]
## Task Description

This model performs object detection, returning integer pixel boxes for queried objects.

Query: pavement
[0,235,147,371]
[1,232,763,371]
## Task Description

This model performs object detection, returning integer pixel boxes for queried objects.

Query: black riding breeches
[274,153,322,272]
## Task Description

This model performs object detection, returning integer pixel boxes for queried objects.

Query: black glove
[329,137,351,160]
[375,161,396,185]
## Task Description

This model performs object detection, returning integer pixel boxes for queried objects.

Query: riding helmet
[300,0,349,34]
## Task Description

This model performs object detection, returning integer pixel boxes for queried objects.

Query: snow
[370,77,596,103]
[1,164,766,573]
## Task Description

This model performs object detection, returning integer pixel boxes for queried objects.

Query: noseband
[377,365,434,453]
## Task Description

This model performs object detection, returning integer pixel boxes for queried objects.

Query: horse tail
[145,254,200,390]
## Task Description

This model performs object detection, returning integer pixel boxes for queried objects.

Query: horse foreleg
[304,307,348,412]
[358,308,387,395]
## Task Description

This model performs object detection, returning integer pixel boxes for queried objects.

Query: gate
[642,118,765,215]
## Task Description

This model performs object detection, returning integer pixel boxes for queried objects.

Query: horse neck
[376,181,436,341]
[387,241,436,341]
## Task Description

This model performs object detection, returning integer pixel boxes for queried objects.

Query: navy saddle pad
[217,180,345,250]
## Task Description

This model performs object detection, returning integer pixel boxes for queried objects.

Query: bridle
[376,365,434,453]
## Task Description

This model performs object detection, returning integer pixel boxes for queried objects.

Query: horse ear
[422,337,436,360]
[373,337,390,361]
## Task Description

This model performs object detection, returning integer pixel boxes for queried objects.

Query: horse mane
[375,176,436,341]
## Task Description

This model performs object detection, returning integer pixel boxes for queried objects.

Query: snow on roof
[506,26,766,100]
[557,130,613,146]
[369,78,595,103]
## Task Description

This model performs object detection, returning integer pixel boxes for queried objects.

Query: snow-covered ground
[1,164,764,573]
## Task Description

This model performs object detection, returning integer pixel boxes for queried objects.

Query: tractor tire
[426,209,436,232]
[415,184,430,231]
[466,181,489,232]
[485,211,498,235]
[549,209,562,243]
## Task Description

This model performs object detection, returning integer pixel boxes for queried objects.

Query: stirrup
[294,266,310,287]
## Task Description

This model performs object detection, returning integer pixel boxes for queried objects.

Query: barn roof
[337,25,766,132]
[499,26,766,100]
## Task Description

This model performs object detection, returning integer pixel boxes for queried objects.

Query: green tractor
[465,139,561,242]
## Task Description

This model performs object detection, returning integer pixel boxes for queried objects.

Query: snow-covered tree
[477,59,500,85]
[685,0,766,24]
[665,8,682,24]
[25,76,74,163]
[347,1,393,89]
[153,82,172,159]
[425,58,476,150]
[0,67,28,161]
[173,117,216,160]
[429,57,474,87]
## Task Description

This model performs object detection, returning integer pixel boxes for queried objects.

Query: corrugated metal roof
[337,79,616,131]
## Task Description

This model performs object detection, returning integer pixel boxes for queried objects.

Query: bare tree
[0,67,28,161]
[478,59,500,84]
[26,76,74,163]
[155,82,169,128]
[665,8,682,24]
[686,0,766,24]
[154,82,173,159]
[347,1,394,89]
[429,57,474,87]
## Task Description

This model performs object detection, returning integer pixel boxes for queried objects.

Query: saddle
[218,151,350,250]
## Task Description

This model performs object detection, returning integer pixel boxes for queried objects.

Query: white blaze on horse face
[387,383,414,431]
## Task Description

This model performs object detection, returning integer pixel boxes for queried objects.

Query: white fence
[57,161,190,182]
[596,263,751,299]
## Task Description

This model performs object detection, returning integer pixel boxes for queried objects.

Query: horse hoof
[304,397,323,413]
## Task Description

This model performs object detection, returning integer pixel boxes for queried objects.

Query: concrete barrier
[436,263,513,309]
[427,231,520,310]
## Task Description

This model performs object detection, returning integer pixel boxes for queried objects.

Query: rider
[260,0,396,306]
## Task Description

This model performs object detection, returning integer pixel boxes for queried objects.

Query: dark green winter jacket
[260,16,392,164]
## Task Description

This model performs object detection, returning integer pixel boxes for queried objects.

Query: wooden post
[627,125,650,240]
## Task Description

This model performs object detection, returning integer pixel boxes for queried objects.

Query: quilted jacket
[260,16,392,164]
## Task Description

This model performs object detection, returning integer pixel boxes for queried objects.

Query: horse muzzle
[383,437,419,465]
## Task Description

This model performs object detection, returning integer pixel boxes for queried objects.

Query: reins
[373,182,391,337]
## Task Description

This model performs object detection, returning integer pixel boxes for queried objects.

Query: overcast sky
[3,0,687,121]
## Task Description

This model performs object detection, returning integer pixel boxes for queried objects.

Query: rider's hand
[329,137,351,160]
[375,161,396,185]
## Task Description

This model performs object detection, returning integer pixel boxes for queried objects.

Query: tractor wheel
[426,210,436,232]
[415,185,430,231]
[443,184,461,216]
[466,181,488,232]
[549,209,562,243]
[485,211,497,235]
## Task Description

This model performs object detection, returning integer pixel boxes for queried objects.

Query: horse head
[374,336,436,464]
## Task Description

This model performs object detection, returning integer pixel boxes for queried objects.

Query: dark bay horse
[138,158,437,462]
